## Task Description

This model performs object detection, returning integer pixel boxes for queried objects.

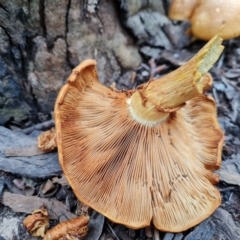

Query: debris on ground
[43,215,89,240]
[23,206,49,238]
[0,127,61,178]
[0,1,240,239]
[1,192,76,221]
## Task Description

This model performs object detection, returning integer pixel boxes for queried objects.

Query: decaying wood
[1,192,76,222]
[218,157,240,187]
[5,146,45,157]
[0,127,61,178]
[19,120,55,135]
[85,211,105,240]
[184,208,240,240]
[23,206,49,238]
[43,215,89,240]
[52,174,69,186]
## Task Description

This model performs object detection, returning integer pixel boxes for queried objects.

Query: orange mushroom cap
[168,0,198,20]
[169,0,240,40]
[54,35,224,232]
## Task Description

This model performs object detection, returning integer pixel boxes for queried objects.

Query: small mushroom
[169,0,240,40]
[53,35,224,232]
[38,128,57,152]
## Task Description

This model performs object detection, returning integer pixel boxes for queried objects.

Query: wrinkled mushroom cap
[191,0,240,40]
[169,0,240,40]
[54,54,223,231]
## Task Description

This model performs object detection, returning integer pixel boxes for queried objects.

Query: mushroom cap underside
[54,60,224,232]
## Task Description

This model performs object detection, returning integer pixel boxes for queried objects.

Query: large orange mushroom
[53,35,224,232]
[169,0,240,40]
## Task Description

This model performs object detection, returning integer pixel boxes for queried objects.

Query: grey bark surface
[0,0,141,125]
[0,126,61,178]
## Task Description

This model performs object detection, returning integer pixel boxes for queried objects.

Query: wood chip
[19,119,54,135]
[43,215,89,240]
[160,50,193,67]
[173,233,184,240]
[218,157,240,187]
[163,232,174,240]
[0,127,61,178]
[153,227,160,240]
[52,174,69,186]
[184,208,240,240]
[1,192,76,222]
[5,145,45,157]
[85,211,105,240]
[0,180,5,197]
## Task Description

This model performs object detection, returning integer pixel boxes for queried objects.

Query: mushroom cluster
[53,35,224,232]
[169,0,240,40]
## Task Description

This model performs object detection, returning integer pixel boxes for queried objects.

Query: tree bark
[0,0,142,125]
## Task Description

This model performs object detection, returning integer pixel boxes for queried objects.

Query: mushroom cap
[168,0,198,20]
[169,0,240,40]
[191,0,240,40]
[54,60,223,232]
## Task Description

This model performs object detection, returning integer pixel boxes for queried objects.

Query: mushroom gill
[54,35,224,232]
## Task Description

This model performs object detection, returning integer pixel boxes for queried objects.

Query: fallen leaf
[23,184,35,196]
[32,206,49,216]
[13,178,25,189]
[39,179,59,197]
[43,215,89,240]
[75,201,90,216]
[52,174,69,186]
[23,206,49,237]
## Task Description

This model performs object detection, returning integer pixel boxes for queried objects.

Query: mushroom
[43,215,89,240]
[169,0,240,40]
[168,0,198,21]
[38,128,57,152]
[53,35,224,232]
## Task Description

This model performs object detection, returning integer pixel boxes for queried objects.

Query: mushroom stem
[127,91,170,125]
[127,35,224,125]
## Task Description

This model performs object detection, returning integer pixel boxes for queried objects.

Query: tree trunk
[0,0,144,125]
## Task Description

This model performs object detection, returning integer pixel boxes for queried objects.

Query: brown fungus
[38,128,57,152]
[43,215,89,240]
[169,0,240,40]
[53,35,224,232]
